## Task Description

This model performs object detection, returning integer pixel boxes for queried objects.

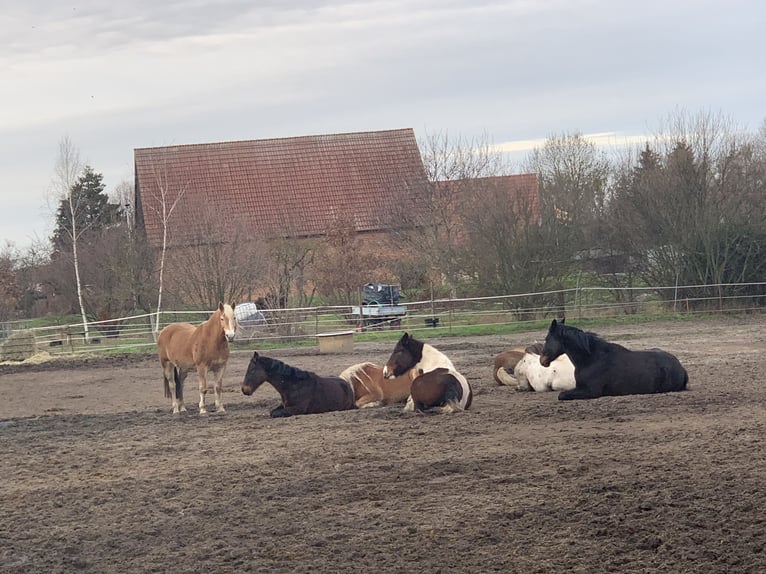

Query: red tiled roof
[436,173,541,221]
[134,128,429,247]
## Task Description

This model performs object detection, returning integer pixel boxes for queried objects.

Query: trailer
[351,283,407,330]
[351,302,407,330]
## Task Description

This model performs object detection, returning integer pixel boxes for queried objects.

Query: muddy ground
[1,317,765,573]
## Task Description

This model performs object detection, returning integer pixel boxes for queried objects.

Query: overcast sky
[2,0,764,249]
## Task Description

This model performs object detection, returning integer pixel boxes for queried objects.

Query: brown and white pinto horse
[157,303,237,414]
[339,362,419,408]
[493,346,527,386]
[383,332,472,414]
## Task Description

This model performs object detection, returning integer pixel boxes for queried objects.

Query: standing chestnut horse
[383,332,472,414]
[157,303,237,414]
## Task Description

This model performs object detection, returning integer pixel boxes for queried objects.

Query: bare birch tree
[50,137,90,341]
[140,152,189,336]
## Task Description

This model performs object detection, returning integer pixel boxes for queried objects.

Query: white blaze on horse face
[222,305,237,342]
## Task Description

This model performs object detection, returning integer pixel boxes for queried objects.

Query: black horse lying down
[241,352,356,417]
[540,319,688,400]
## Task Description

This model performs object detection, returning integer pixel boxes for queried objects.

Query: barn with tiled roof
[133,128,540,248]
[134,128,429,248]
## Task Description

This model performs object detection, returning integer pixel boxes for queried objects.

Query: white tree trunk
[154,213,168,341]
[71,225,90,343]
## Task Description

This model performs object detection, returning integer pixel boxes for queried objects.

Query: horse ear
[550,319,558,330]
[230,302,236,310]
[218,302,224,312]
[252,351,259,359]
[561,317,565,325]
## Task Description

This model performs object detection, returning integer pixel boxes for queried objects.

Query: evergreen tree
[52,166,120,253]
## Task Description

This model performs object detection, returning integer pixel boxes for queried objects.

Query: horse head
[219,302,237,342]
[383,332,423,378]
[241,351,266,395]
[540,319,566,367]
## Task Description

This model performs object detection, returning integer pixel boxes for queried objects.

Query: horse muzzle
[382,365,394,379]
[225,332,236,343]
[539,355,551,368]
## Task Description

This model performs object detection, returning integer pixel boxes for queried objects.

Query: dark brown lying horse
[383,332,472,414]
[241,352,356,417]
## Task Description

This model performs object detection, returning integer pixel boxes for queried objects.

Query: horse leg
[197,366,209,414]
[162,363,186,414]
[270,405,292,418]
[355,395,377,408]
[558,386,601,400]
[212,366,226,413]
[356,387,384,408]
[174,368,188,413]
[403,395,415,412]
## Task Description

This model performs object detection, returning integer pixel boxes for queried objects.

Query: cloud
[1,0,765,247]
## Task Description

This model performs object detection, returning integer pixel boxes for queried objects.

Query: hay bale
[0,330,38,362]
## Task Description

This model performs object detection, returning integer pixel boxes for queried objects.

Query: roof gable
[134,128,429,247]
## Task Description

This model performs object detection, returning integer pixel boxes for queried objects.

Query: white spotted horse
[493,343,576,392]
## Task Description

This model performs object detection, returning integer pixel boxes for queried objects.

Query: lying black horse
[241,352,356,417]
[540,319,688,400]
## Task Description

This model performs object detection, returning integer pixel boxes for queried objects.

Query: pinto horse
[540,319,688,400]
[383,332,472,413]
[157,303,237,414]
[339,362,419,408]
[511,342,576,392]
[241,352,356,417]
[493,347,527,386]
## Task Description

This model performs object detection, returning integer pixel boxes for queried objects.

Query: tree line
[1,109,764,328]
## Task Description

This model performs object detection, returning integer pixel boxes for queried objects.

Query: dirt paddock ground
[1,317,765,573]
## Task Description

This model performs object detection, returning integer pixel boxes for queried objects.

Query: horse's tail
[174,367,184,401]
[494,366,517,387]
[428,380,464,414]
